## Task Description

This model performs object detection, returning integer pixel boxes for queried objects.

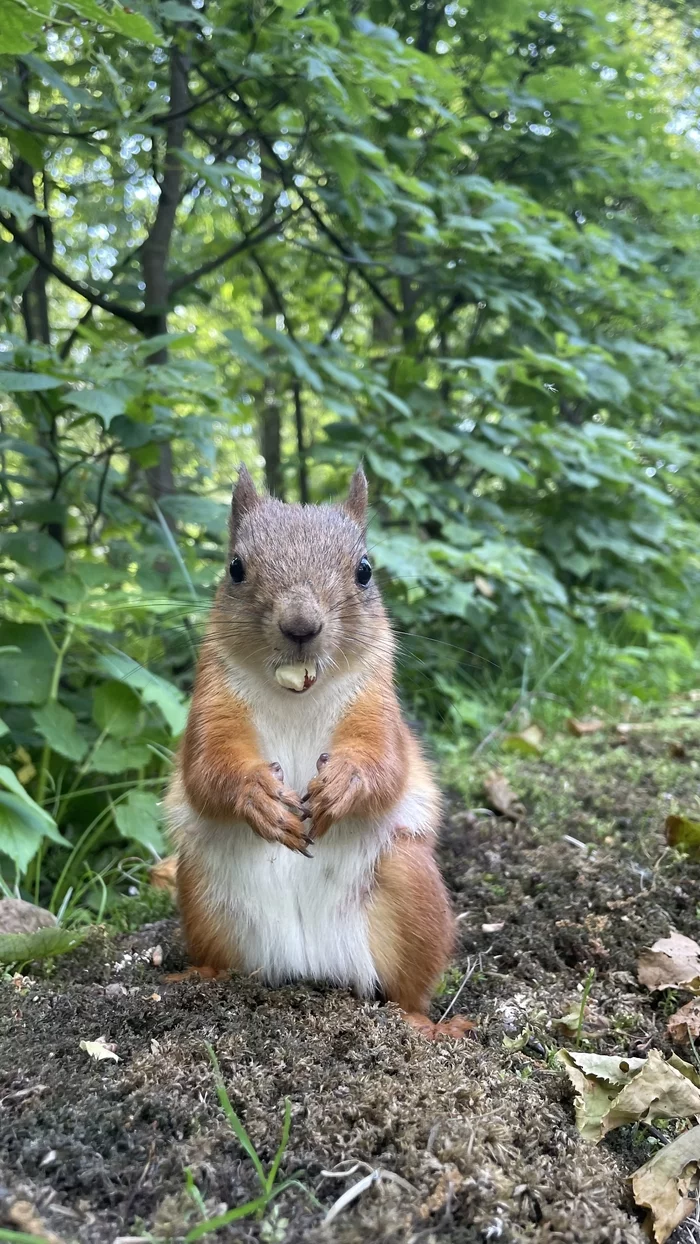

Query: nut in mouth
[274,659,318,694]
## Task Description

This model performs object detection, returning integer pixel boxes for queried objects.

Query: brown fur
[368,834,455,1014]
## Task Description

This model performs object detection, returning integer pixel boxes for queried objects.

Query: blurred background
[0,0,698,918]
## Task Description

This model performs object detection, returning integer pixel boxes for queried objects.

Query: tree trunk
[140,45,190,505]
[10,62,63,545]
[259,287,284,497]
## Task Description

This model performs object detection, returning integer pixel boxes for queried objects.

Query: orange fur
[367,833,455,1014]
[176,849,239,972]
[305,675,410,838]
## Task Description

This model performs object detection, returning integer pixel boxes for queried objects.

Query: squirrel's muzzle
[276,588,324,648]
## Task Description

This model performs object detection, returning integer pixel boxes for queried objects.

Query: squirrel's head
[215,466,389,690]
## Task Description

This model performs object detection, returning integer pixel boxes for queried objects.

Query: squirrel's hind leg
[170,850,241,980]
[368,835,475,1040]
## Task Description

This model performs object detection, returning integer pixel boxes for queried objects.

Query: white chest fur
[175,668,390,994]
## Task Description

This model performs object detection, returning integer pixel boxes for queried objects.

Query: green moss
[107,886,175,933]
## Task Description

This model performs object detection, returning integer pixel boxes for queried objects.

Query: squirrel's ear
[343,466,368,527]
[230,465,260,538]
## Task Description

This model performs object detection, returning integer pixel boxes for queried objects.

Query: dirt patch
[1,732,699,1243]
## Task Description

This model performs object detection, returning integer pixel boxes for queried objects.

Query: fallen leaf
[632,1124,700,1243]
[615,722,657,735]
[8,1199,63,1244]
[567,718,606,737]
[558,1049,700,1144]
[668,999,700,1046]
[638,933,700,992]
[600,1050,700,1137]
[502,724,544,756]
[482,921,504,933]
[557,1051,645,1142]
[483,771,525,820]
[473,575,494,598]
[150,854,178,895]
[665,815,700,859]
[554,1001,609,1038]
[80,1038,119,1063]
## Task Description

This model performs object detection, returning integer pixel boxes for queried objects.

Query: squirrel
[165,466,472,1039]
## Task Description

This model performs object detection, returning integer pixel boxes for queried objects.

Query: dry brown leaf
[557,1050,644,1142]
[150,855,178,895]
[483,770,525,820]
[567,718,606,737]
[502,724,544,756]
[632,1124,700,1243]
[668,999,700,1046]
[600,1049,700,1137]
[638,933,700,993]
[8,1199,63,1244]
[473,575,494,598]
[80,1038,119,1063]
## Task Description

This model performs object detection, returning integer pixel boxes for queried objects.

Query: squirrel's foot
[163,965,231,983]
[403,1012,477,1041]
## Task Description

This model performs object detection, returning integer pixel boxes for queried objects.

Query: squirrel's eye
[356,556,372,588]
[229,556,245,584]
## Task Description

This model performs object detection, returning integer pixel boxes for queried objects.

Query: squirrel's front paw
[241,763,312,855]
[305,753,365,839]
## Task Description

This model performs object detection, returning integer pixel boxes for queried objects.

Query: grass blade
[266,1096,292,1194]
[206,1043,267,1190]
[184,1195,268,1241]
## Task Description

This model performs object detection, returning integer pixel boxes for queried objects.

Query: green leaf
[32,702,88,763]
[98,652,188,735]
[0,783,68,872]
[0,187,46,229]
[113,789,166,854]
[666,815,700,859]
[0,531,65,572]
[62,0,163,43]
[0,371,62,392]
[0,625,53,705]
[93,681,141,738]
[0,925,87,966]
[87,738,152,775]
[0,0,42,52]
[67,388,127,426]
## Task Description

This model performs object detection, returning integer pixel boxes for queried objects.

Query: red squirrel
[165,466,471,1038]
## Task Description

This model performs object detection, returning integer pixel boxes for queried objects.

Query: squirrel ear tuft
[230,465,260,538]
[343,465,368,527]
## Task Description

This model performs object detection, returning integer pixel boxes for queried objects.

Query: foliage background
[0,0,699,914]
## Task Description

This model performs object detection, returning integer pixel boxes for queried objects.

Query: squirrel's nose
[279,621,323,644]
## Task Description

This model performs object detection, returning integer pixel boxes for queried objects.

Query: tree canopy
[0,0,699,897]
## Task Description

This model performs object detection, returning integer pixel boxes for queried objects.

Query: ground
[1,722,700,1244]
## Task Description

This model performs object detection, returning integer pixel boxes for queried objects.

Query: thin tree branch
[217,82,402,319]
[169,207,294,295]
[0,212,149,329]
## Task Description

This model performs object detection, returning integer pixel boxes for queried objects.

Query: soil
[2,724,700,1244]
